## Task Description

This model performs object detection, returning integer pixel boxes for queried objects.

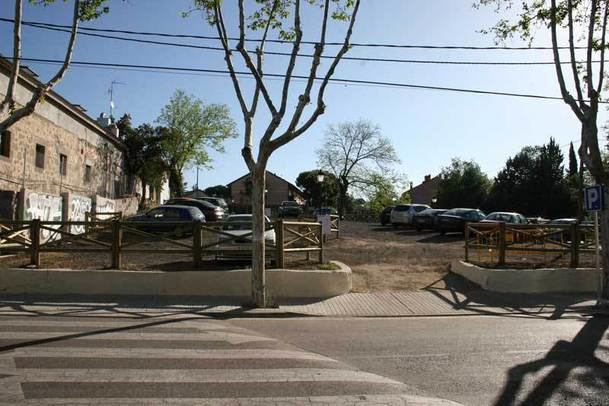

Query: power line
[0,17,591,51]
[2,18,602,67]
[16,56,606,103]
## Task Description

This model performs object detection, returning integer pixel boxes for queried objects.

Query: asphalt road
[0,312,458,405]
[231,315,609,406]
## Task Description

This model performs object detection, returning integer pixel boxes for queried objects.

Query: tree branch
[586,0,598,99]
[236,0,278,117]
[1,0,81,133]
[567,0,584,105]
[249,0,279,116]
[213,2,255,171]
[1,0,22,114]
[269,0,361,152]
[550,0,585,122]
[596,1,609,94]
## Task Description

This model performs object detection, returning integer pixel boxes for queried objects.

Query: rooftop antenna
[108,80,126,122]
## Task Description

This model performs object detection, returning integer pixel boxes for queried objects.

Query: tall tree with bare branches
[476,0,609,298]
[317,119,399,217]
[191,0,361,307]
[0,0,111,133]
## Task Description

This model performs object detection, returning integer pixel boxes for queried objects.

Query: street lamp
[316,172,325,211]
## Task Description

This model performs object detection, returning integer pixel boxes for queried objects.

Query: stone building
[227,171,306,212]
[0,58,133,224]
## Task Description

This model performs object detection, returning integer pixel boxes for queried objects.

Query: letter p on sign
[585,185,604,212]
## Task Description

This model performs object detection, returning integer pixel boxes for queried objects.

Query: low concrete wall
[0,261,352,299]
[451,260,600,294]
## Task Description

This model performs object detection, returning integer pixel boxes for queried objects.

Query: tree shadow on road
[492,315,609,405]
[423,273,594,320]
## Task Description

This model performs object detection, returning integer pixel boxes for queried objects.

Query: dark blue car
[127,205,205,237]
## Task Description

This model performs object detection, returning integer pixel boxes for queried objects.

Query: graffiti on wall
[70,195,92,234]
[95,196,116,220]
[24,192,63,243]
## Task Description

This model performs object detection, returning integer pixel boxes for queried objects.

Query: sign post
[584,185,604,303]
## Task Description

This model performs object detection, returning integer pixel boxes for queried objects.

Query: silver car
[390,204,431,227]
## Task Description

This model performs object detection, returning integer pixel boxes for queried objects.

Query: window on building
[59,154,67,176]
[0,131,10,158]
[84,165,92,183]
[35,144,45,168]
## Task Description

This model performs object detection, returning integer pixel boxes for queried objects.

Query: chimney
[108,123,120,138]
[424,174,431,182]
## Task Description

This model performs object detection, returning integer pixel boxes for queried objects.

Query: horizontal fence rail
[0,218,325,270]
[465,222,597,268]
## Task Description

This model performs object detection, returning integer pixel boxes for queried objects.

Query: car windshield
[223,216,270,230]
[413,206,428,212]
[282,201,299,206]
[394,205,410,212]
[444,209,470,216]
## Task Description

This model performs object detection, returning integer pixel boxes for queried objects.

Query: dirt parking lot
[0,221,465,292]
[326,222,463,292]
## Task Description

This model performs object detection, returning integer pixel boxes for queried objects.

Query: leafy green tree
[437,159,490,209]
[295,170,339,209]
[487,138,575,218]
[190,0,362,306]
[117,114,167,209]
[203,185,230,199]
[317,119,400,217]
[156,90,237,197]
[476,0,609,298]
[1,0,112,132]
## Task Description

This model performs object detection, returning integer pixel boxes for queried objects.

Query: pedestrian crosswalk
[0,314,459,405]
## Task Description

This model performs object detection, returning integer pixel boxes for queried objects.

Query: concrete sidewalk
[281,289,597,318]
[0,286,599,319]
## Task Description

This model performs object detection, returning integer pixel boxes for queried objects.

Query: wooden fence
[0,218,324,269]
[465,222,597,268]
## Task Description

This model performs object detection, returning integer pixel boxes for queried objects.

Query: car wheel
[415,227,421,232]
[392,223,398,229]
[175,227,185,239]
[440,229,446,236]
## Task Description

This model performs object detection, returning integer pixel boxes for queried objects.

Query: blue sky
[0,0,598,192]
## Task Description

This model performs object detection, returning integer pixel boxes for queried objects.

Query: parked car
[216,214,276,260]
[379,206,394,226]
[127,205,204,237]
[412,208,447,231]
[313,207,338,216]
[165,197,225,221]
[481,212,528,224]
[390,204,430,227]
[437,208,486,235]
[278,201,303,217]
[527,216,550,224]
[197,196,229,212]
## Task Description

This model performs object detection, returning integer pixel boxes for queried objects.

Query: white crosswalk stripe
[0,315,459,405]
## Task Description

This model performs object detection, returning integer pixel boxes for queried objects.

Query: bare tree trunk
[337,179,348,218]
[250,167,266,307]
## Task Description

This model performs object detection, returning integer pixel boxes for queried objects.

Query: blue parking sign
[584,185,604,211]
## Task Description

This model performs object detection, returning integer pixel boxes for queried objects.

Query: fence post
[193,220,202,267]
[30,219,40,267]
[275,220,285,268]
[570,223,579,268]
[498,222,506,266]
[464,223,469,262]
[111,219,122,269]
[318,223,325,264]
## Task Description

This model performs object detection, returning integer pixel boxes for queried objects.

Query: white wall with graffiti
[23,191,63,243]
[69,195,92,234]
